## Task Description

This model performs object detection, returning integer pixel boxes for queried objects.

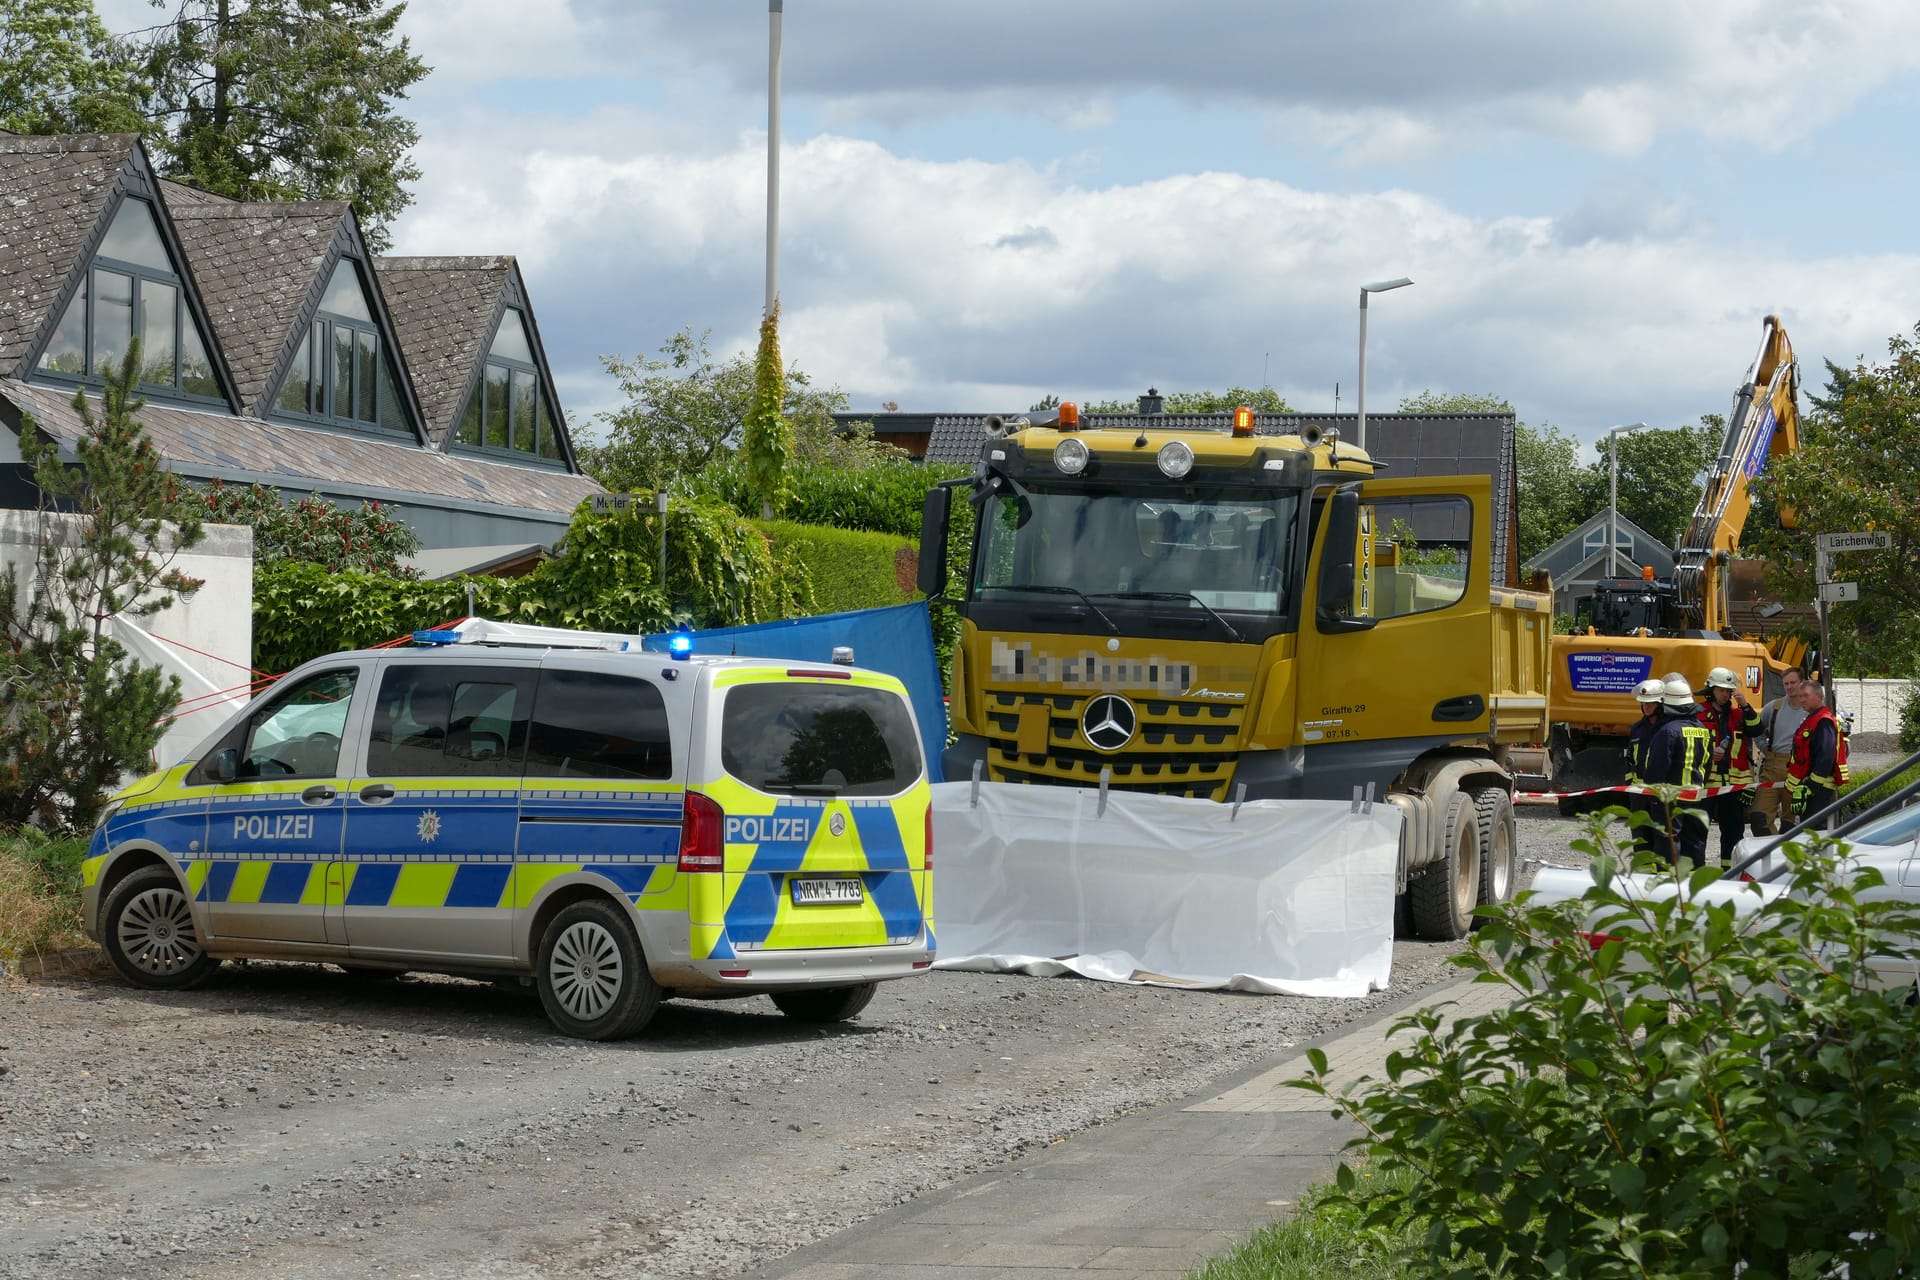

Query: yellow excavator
[1549,315,1810,785]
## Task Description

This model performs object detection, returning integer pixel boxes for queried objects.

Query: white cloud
[389,119,1920,443]
[553,0,1920,162]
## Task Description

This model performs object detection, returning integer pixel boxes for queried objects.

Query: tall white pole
[1609,436,1620,578]
[1355,278,1411,453]
[765,0,782,316]
[1356,291,1370,452]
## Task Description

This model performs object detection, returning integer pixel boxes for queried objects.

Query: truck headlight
[1053,437,1090,475]
[1157,441,1194,479]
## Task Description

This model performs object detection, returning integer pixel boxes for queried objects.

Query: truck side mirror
[918,486,951,599]
[209,747,239,783]
[1316,488,1376,634]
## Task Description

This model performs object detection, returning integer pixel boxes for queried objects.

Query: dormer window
[273,258,405,434]
[453,309,563,462]
[37,197,220,399]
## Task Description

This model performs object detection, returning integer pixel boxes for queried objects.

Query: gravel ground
[0,810,1586,1280]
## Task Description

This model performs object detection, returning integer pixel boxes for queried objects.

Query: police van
[81,639,936,1040]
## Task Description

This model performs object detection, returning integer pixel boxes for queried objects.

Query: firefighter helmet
[1633,678,1667,703]
[1704,666,1738,690]
[1662,676,1699,709]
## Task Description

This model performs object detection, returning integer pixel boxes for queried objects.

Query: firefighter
[1697,666,1760,863]
[1645,676,1711,868]
[1788,679,1849,830]
[1623,677,1668,857]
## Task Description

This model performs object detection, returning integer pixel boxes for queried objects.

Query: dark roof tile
[374,256,512,445]
[164,198,348,413]
[0,133,136,373]
[3,377,600,516]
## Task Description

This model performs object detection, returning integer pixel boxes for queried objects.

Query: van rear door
[705,671,929,952]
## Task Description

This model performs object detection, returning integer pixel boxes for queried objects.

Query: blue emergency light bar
[668,630,694,660]
[412,629,464,646]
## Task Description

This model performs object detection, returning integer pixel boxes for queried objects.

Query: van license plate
[791,877,863,906]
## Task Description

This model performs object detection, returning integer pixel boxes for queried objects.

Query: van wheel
[535,900,661,1040]
[1472,786,1517,908]
[770,982,879,1024]
[1410,791,1481,941]
[103,867,219,990]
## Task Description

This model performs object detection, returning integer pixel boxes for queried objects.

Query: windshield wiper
[1094,591,1245,643]
[762,780,845,796]
[986,584,1118,634]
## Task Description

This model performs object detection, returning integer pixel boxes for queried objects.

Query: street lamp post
[765,0,782,316]
[1606,422,1651,578]
[1356,277,1413,452]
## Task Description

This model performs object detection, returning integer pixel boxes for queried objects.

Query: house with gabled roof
[0,130,599,551]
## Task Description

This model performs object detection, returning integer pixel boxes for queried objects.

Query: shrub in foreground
[1297,826,1920,1279]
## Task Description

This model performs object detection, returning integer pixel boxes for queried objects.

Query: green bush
[1296,822,1920,1279]
[757,521,915,615]
[1899,681,1920,754]
[196,481,420,574]
[694,453,969,540]
[253,498,811,673]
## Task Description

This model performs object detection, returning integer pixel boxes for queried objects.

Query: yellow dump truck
[918,404,1552,939]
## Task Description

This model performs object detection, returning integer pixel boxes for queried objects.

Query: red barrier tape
[1518,780,1788,802]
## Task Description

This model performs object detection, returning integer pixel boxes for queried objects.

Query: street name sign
[1816,531,1891,553]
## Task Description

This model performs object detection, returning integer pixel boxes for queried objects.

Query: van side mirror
[1316,488,1376,634]
[209,747,239,783]
[917,486,951,599]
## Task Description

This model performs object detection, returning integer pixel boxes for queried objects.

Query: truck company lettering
[989,639,1195,694]
[726,815,814,844]
[232,813,314,841]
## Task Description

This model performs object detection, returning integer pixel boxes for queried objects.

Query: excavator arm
[1671,315,1800,632]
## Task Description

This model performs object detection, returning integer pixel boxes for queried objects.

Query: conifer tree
[0,343,206,828]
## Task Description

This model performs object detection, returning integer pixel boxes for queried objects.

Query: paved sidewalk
[740,974,1511,1280]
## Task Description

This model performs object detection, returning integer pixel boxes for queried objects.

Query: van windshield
[721,683,922,797]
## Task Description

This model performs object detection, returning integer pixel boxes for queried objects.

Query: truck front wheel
[1410,790,1481,940]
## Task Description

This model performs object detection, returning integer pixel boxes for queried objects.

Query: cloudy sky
[112,1,1920,447]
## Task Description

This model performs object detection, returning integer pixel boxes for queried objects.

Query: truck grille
[980,690,1245,800]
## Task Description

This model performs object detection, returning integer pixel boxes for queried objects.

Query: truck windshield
[973,487,1299,618]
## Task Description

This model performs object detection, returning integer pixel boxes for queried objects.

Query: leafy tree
[1514,422,1590,564]
[1027,393,1060,412]
[582,326,862,496]
[194,481,419,574]
[132,0,427,252]
[0,0,147,134]
[1580,417,1720,550]
[0,344,205,828]
[741,303,793,519]
[1753,325,1920,675]
[1397,389,1511,414]
[1083,387,1296,414]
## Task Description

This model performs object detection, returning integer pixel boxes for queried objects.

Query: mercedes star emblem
[1082,694,1137,752]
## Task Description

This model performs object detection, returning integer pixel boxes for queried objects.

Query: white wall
[1,510,253,766]
[1828,677,1911,736]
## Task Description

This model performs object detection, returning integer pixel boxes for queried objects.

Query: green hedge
[254,498,811,673]
[757,520,916,615]
[694,454,969,539]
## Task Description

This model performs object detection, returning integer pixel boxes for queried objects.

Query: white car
[1526,802,1920,998]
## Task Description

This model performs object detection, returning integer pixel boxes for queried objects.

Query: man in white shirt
[1750,666,1810,834]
